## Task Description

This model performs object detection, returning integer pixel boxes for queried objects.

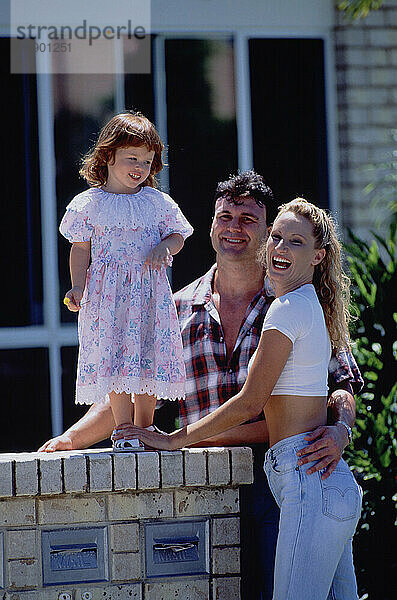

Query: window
[2,29,333,446]
[0,348,51,451]
[249,38,329,210]
[2,38,42,326]
[54,73,116,322]
[165,38,238,289]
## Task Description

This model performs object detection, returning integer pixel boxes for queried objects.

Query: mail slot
[153,537,199,563]
[42,527,108,586]
[145,520,209,578]
[50,543,98,571]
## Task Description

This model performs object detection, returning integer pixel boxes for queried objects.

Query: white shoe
[112,437,145,452]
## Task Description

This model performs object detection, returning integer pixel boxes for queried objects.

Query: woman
[130,198,362,599]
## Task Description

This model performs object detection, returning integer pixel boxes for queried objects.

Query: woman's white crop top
[249,283,332,396]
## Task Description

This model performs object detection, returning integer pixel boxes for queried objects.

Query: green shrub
[344,223,397,600]
[337,0,385,20]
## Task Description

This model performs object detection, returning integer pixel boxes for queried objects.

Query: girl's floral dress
[60,187,193,405]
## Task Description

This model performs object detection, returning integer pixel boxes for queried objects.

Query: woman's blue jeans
[264,432,362,600]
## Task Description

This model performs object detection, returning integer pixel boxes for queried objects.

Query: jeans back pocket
[321,465,362,522]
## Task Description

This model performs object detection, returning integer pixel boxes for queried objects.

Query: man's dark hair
[214,170,276,222]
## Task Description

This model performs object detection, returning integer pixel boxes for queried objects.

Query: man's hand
[296,423,348,480]
[38,433,74,452]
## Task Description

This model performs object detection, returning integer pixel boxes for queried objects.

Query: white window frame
[1,25,340,437]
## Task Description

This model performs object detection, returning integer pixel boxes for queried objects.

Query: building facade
[1,0,396,449]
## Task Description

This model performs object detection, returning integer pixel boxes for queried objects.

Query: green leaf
[337,0,385,20]
[371,231,395,263]
[379,448,391,468]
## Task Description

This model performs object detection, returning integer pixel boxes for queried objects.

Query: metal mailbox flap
[145,520,209,578]
[50,543,98,571]
[153,537,200,563]
[42,527,108,586]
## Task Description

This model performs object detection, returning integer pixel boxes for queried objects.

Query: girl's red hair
[80,111,164,188]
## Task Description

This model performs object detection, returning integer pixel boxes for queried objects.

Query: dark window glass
[249,39,329,212]
[0,348,51,452]
[54,74,115,322]
[2,38,43,326]
[61,346,88,431]
[124,36,155,120]
[165,39,238,290]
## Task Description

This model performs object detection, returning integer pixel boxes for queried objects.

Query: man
[40,171,362,599]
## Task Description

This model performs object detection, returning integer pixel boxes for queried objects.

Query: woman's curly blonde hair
[263,198,352,350]
[80,111,164,188]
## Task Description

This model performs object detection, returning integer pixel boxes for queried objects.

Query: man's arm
[191,420,268,447]
[296,344,362,480]
[296,380,356,479]
[327,381,356,429]
[38,400,115,451]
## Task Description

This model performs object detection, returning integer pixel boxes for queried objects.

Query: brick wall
[334,1,397,237]
[0,447,253,600]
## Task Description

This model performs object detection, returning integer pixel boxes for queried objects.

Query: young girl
[60,111,193,451]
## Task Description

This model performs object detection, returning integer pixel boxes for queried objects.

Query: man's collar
[191,265,217,305]
[191,264,274,306]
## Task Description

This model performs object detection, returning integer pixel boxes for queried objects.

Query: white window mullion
[48,343,63,436]
[323,32,341,216]
[234,32,253,172]
[153,35,169,194]
[36,48,63,436]
[114,37,125,112]
[0,324,77,349]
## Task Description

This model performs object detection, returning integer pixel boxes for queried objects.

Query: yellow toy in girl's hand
[63,297,71,305]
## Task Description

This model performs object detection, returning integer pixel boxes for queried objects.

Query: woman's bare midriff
[264,394,328,448]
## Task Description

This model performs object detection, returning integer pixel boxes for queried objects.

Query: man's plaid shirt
[175,265,363,427]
